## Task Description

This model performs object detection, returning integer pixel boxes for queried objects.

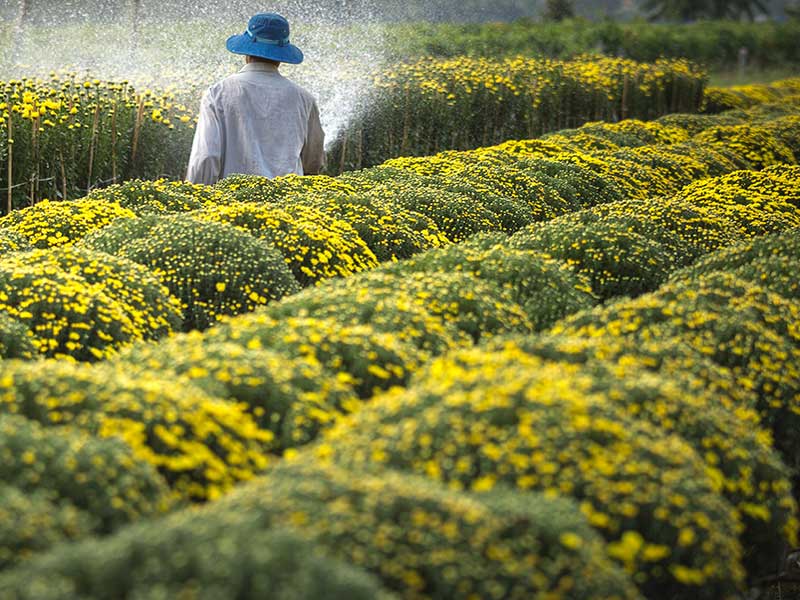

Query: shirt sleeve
[301,101,325,175]
[186,89,224,185]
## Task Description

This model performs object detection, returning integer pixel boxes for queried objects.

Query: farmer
[186,13,325,185]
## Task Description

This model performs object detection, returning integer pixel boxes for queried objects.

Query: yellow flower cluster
[0,360,272,502]
[0,198,135,248]
[193,201,378,286]
[114,333,357,450]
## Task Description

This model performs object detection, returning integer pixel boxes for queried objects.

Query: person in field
[186,13,325,185]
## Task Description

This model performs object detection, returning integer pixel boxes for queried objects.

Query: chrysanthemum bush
[357,178,505,242]
[215,173,360,204]
[192,201,378,286]
[268,270,531,347]
[507,212,683,300]
[0,360,273,502]
[693,124,796,170]
[0,463,639,600]
[315,346,745,599]
[670,227,800,300]
[0,314,35,360]
[553,272,800,474]
[588,196,739,260]
[0,257,140,361]
[21,246,183,341]
[0,199,136,248]
[483,334,797,580]
[80,215,300,331]
[84,179,219,215]
[291,190,450,262]
[0,229,31,255]
[0,485,91,571]
[0,410,174,526]
[223,462,640,599]
[381,235,597,330]
[204,313,424,399]
[674,169,800,238]
[115,333,356,450]
[0,525,396,600]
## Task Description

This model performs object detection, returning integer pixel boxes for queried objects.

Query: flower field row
[0,86,797,597]
[0,91,797,363]
[703,77,800,114]
[328,55,706,171]
[0,167,797,599]
[0,56,707,208]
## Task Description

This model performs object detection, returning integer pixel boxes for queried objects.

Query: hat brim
[226,33,304,65]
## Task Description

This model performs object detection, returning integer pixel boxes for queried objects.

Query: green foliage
[80,215,300,331]
[0,485,92,571]
[0,314,35,360]
[215,463,641,600]
[543,0,576,21]
[0,525,395,600]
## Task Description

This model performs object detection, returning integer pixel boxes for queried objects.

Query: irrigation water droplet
[1,1,390,149]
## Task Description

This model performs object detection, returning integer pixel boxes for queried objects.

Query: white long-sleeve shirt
[186,62,325,185]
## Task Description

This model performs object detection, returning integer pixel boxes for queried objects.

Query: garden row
[0,96,797,597]
[0,164,797,600]
[0,56,706,208]
[0,91,798,361]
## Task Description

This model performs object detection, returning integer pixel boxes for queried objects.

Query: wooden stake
[86,102,101,194]
[59,150,67,201]
[6,111,12,214]
[131,97,144,167]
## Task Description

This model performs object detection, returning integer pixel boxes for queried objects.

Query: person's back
[186,13,325,185]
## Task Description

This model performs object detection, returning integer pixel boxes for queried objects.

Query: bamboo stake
[131,97,144,167]
[6,111,12,214]
[111,107,117,184]
[59,150,67,201]
[86,102,101,194]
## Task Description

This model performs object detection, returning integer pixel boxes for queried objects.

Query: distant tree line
[1,0,794,25]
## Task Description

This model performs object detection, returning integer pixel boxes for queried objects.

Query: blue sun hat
[226,13,304,65]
